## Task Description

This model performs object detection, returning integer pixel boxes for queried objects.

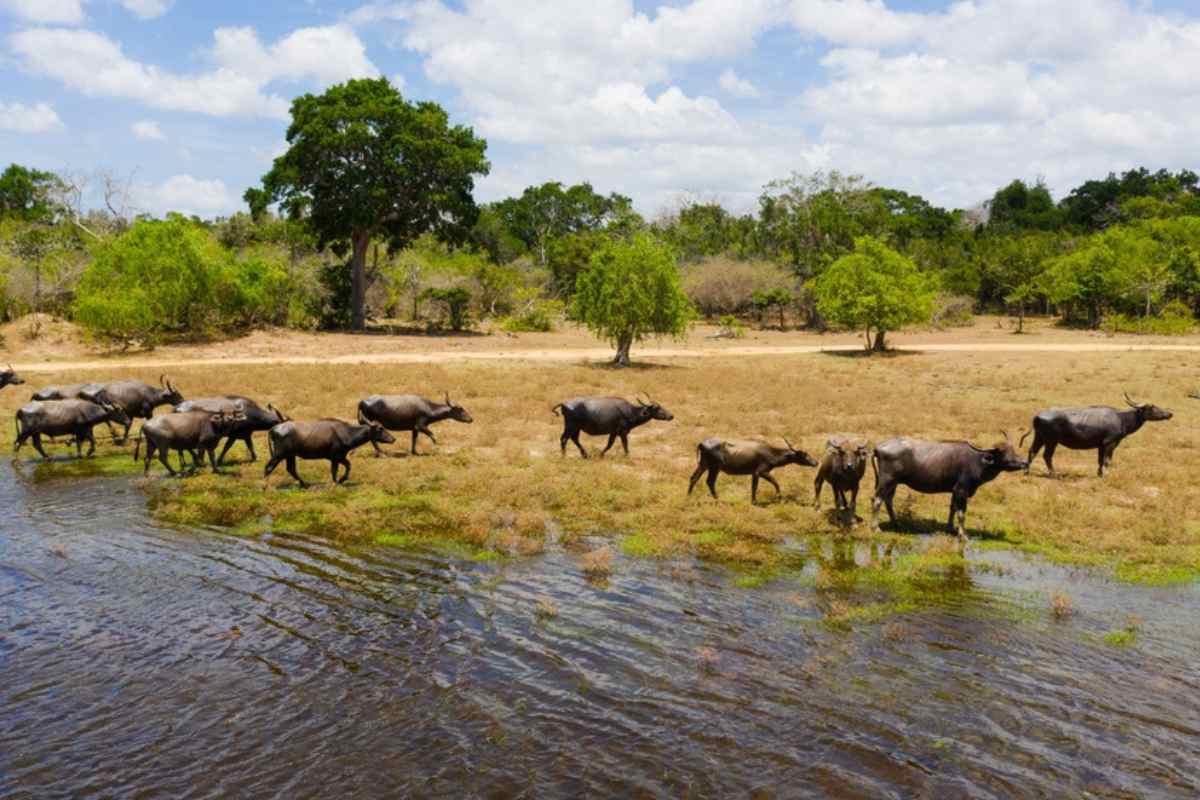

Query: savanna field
[7,341,1196,588]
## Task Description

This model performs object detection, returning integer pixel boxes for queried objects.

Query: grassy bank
[7,348,1198,586]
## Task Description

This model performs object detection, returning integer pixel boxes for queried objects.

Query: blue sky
[2,0,1198,218]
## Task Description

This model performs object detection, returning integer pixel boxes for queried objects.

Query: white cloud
[120,0,172,19]
[9,24,379,120]
[130,119,165,141]
[0,101,63,132]
[0,0,84,24]
[718,68,759,98]
[139,174,234,216]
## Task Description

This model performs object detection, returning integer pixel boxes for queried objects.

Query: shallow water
[2,461,1199,798]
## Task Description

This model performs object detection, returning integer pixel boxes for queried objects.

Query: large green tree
[813,236,935,351]
[491,181,632,267]
[251,78,489,330]
[572,233,694,365]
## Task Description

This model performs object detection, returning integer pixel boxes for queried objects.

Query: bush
[717,314,747,338]
[500,298,563,332]
[423,286,473,331]
[1106,300,1196,335]
[683,257,793,317]
[932,294,975,328]
[74,217,298,346]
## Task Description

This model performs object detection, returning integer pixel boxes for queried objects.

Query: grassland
[6,341,1196,589]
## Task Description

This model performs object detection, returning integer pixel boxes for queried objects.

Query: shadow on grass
[583,360,687,371]
[360,323,489,339]
[820,348,924,360]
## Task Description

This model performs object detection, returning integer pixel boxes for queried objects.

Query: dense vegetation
[2,78,1198,350]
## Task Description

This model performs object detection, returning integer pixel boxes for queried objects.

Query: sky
[1,0,1198,219]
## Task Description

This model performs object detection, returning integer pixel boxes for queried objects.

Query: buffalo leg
[243,436,257,463]
[688,461,707,495]
[1026,433,1043,475]
[158,446,177,477]
[75,432,84,459]
[264,456,281,479]
[570,430,588,459]
[337,458,352,484]
[285,456,306,488]
[84,429,97,458]
[207,447,221,474]
[849,485,862,521]
[600,433,617,457]
[330,458,340,483]
[143,441,155,476]
[217,436,239,465]
[705,468,720,499]
[1042,441,1058,476]
[871,482,897,531]
[31,433,49,460]
[760,471,782,499]
[619,432,629,456]
[411,429,420,455]
[420,425,437,447]
[813,473,825,509]
[949,488,970,540]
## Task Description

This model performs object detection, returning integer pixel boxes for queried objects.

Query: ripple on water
[1,462,1199,798]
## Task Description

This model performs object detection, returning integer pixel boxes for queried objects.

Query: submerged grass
[7,348,1199,587]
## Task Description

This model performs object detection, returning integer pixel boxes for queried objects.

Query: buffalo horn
[783,436,796,452]
[1123,391,1139,408]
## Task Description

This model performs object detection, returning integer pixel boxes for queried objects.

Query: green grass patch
[28,451,145,482]
[1102,628,1138,647]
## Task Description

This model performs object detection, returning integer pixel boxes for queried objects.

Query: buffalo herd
[2,365,1180,540]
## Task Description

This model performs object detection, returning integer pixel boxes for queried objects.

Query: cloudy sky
[2,0,1198,218]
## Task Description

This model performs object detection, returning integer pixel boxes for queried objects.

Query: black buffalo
[871,434,1028,539]
[552,395,673,458]
[814,436,871,521]
[14,399,131,460]
[356,393,473,455]
[687,437,818,503]
[174,396,288,464]
[82,376,184,442]
[264,419,396,487]
[136,410,245,476]
[1022,393,1173,477]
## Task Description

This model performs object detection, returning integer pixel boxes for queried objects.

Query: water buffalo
[1022,393,1173,477]
[687,437,818,503]
[14,399,131,460]
[264,419,396,487]
[82,376,184,442]
[814,436,871,521]
[174,396,288,464]
[871,434,1028,539]
[356,393,473,456]
[136,410,245,476]
[552,395,674,458]
[1,365,23,390]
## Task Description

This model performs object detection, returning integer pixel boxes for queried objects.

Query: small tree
[813,236,934,351]
[752,287,793,329]
[572,233,694,365]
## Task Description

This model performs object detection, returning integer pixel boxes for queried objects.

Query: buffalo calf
[814,436,870,521]
[688,437,817,504]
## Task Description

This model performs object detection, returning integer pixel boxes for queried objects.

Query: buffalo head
[443,392,474,424]
[1125,392,1172,422]
[160,375,184,406]
[784,437,819,467]
[635,395,674,422]
[367,421,397,445]
[827,437,869,473]
[1,364,23,389]
[982,431,1029,472]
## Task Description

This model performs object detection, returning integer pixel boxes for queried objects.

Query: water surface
[2,462,1198,798]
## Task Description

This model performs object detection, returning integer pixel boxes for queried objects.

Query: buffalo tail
[357,403,369,426]
[550,403,563,417]
[870,451,879,486]
[1019,425,1033,448]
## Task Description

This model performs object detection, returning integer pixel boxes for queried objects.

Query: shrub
[932,293,975,328]
[716,314,747,338]
[500,298,563,332]
[1106,299,1196,335]
[423,286,473,331]
[683,257,793,317]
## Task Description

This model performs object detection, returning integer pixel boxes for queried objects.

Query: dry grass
[1050,591,1074,620]
[5,346,1198,584]
[579,547,614,577]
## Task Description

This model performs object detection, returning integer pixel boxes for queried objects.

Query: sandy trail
[10,341,1200,373]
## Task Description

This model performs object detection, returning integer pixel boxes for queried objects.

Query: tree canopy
[252,77,489,329]
[813,236,934,351]
[489,181,632,266]
[0,164,61,223]
[571,232,694,365]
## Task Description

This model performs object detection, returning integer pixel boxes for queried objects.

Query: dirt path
[11,341,1200,373]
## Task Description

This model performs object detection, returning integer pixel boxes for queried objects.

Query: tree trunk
[350,230,371,331]
[872,328,887,352]
[778,305,785,331]
[613,334,633,367]
[1016,302,1025,334]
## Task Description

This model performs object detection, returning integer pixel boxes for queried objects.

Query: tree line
[2,76,1198,362]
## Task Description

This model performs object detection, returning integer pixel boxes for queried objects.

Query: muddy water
[2,462,1199,799]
